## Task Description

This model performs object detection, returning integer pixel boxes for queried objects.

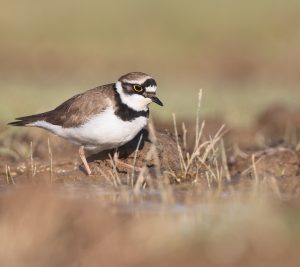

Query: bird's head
[115,72,163,111]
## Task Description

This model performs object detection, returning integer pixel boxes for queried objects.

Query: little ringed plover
[9,72,163,175]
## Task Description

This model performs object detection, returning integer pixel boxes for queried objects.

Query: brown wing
[9,84,116,128]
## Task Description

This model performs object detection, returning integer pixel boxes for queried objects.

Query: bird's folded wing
[9,84,116,128]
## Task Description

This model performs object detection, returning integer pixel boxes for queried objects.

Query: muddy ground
[1,104,300,194]
[1,105,300,267]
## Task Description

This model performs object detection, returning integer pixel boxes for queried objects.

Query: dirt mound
[0,129,180,185]
[256,105,300,141]
[228,145,300,195]
[229,146,300,177]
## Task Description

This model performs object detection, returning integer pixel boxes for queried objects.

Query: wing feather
[8,84,116,128]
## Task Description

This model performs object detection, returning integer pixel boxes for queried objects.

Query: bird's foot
[113,153,142,172]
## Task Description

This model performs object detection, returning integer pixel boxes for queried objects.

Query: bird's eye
[133,85,143,93]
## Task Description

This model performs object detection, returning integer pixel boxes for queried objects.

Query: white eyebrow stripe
[122,78,150,84]
[145,86,157,93]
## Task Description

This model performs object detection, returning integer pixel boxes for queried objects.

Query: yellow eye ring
[133,85,143,93]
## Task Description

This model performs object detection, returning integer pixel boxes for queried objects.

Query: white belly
[29,107,148,152]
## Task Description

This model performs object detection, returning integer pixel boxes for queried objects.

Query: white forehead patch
[122,77,150,84]
[145,85,157,93]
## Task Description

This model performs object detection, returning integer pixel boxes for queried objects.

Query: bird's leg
[113,151,142,172]
[79,146,92,175]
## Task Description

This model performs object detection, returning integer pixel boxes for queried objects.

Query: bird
[8,72,163,175]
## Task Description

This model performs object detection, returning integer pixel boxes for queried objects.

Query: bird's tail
[8,112,50,127]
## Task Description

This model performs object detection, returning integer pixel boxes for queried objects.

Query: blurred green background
[1,0,300,126]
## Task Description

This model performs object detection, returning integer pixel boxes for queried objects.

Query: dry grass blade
[148,120,162,177]
[195,89,203,149]
[133,168,147,195]
[5,164,10,185]
[172,113,186,173]
[5,165,15,185]
[47,138,53,184]
[131,133,143,187]
[200,124,226,162]
[133,121,164,195]
[182,122,187,151]
[221,139,231,182]
[172,89,227,180]
[133,149,156,194]
[251,154,259,196]
[109,153,122,187]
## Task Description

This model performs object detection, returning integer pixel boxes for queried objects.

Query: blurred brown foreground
[0,185,299,267]
[1,104,300,267]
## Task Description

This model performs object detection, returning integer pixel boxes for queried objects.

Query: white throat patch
[115,81,152,111]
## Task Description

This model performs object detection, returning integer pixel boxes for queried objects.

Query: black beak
[151,96,163,106]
